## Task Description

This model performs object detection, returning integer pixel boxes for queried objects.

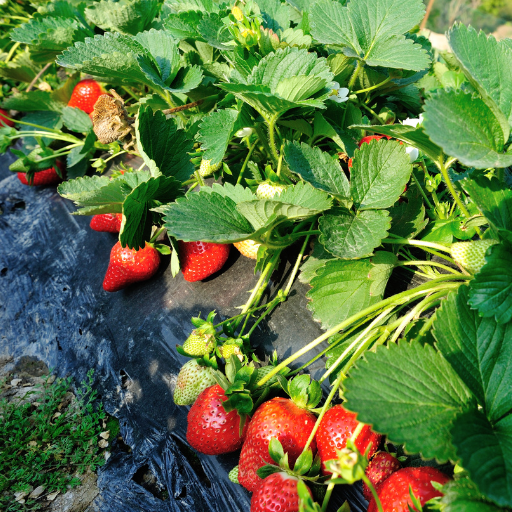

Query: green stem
[353,76,392,95]
[283,232,311,297]
[194,170,205,187]
[121,86,140,102]
[149,226,166,243]
[236,138,257,185]
[5,41,20,63]
[363,475,384,512]
[256,275,470,387]
[359,102,384,124]
[398,260,461,275]
[319,307,395,383]
[388,289,451,343]
[419,246,457,265]
[348,60,364,90]
[267,115,280,165]
[11,131,82,144]
[411,168,435,210]
[383,237,451,253]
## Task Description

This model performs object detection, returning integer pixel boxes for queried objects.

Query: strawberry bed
[1,0,512,511]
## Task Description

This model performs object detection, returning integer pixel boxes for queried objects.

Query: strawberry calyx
[324,438,370,485]
[262,437,321,481]
[277,374,322,411]
[177,311,218,358]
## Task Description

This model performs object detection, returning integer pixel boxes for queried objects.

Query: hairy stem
[236,138,257,185]
[256,275,470,387]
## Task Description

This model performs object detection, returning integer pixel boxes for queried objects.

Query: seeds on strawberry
[179,240,231,282]
[238,397,317,492]
[315,405,382,475]
[186,384,249,455]
[450,239,499,274]
[90,213,123,233]
[183,330,216,356]
[68,79,104,114]
[17,161,64,186]
[367,466,450,512]
[256,182,287,200]
[173,360,216,406]
[250,472,311,512]
[362,451,401,501]
[234,239,261,260]
[102,242,160,292]
[199,158,222,177]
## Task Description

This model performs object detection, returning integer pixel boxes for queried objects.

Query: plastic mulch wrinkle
[0,150,369,512]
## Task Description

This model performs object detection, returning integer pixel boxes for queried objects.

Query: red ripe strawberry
[363,451,401,501]
[179,241,230,282]
[102,241,160,292]
[358,134,392,147]
[0,108,15,127]
[68,79,104,114]
[238,397,317,492]
[251,472,312,512]
[367,466,450,512]
[17,161,64,186]
[316,405,381,475]
[90,213,123,233]
[186,384,249,455]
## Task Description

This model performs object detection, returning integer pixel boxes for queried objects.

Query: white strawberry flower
[402,114,424,128]
[235,127,253,137]
[328,82,349,103]
[406,146,419,163]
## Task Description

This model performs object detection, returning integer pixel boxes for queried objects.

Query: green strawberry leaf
[468,243,512,325]
[319,207,390,260]
[462,174,512,243]
[121,175,183,249]
[284,141,350,206]
[343,340,474,463]
[423,89,512,169]
[306,252,396,330]
[197,13,232,50]
[434,285,512,421]
[350,139,412,210]
[159,191,255,243]
[349,123,444,163]
[61,106,93,133]
[17,111,64,152]
[218,47,333,121]
[2,90,66,112]
[237,182,332,232]
[448,24,512,142]
[163,11,203,40]
[451,410,512,508]
[67,130,96,179]
[57,32,151,84]
[136,105,194,181]
[299,240,335,285]
[440,477,506,512]
[197,108,242,166]
[388,184,428,239]
[309,0,429,71]
[85,0,162,35]
[200,183,257,204]
[10,16,92,61]
[258,0,291,32]
[58,172,152,215]
[0,49,38,83]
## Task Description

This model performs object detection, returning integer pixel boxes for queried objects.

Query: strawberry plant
[2,0,512,510]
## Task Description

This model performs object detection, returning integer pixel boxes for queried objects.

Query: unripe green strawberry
[228,466,239,484]
[256,182,287,199]
[183,330,216,356]
[255,365,280,385]
[173,360,216,405]
[220,343,242,360]
[450,239,499,274]
[199,158,222,177]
